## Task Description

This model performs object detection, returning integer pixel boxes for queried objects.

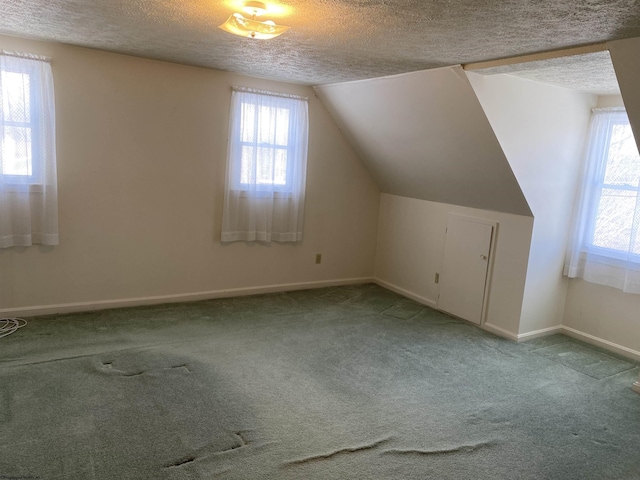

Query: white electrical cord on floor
[0,318,27,339]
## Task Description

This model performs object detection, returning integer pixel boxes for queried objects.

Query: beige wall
[375,194,533,337]
[467,72,596,335]
[0,35,380,314]
[564,280,640,359]
[596,94,624,108]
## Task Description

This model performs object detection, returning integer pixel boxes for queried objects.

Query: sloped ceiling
[314,66,531,216]
[472,51,620,95]
[609,38,640,156]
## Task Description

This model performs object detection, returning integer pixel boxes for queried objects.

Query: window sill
[582,247,640,267]
[3,183,44,193]
[230,189,294,199]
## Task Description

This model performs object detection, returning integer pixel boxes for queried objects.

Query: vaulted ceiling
[0,0,638,86]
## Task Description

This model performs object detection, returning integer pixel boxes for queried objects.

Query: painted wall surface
[560,38,640,355]
[314,67,531,216]
[564,279,640,355]
[0,35,380,313]
[467,72,595,335]
[596,94,624,108]
[375,193,533,337]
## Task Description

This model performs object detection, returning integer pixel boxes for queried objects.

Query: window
[564,107,640,293]
[2,68,37,181]
[0,52,58,248]
[235,100,292,190]
[221,87,308,243]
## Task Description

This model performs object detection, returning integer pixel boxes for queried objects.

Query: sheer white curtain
[0,52,58,248]
[221,87,308,242]
[564,108,640,293]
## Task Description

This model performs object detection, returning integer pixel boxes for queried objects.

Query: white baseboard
[499,324,640,363]
[373,278,437,308]
[517,325,564,342]
[561,326,640,363]
[482,322,519,341]
[372,278,640,366]
[0,277,374,317]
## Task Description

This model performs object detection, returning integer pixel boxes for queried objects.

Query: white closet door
[438,215,493,325]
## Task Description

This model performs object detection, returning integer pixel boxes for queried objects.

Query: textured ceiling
[473,51,620,95]
[0,0,639,86]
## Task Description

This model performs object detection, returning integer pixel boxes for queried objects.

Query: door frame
[437,214,498,327]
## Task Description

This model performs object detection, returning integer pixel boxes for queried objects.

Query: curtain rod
[233,86,308,101]
[1,50,51,63]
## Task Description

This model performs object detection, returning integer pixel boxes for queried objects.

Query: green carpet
[1,283,639,479]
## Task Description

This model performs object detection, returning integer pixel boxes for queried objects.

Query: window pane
[2,71,30,123]
[240,102,255,143]
[257,106,275,145]
[234,92,296,189]
[2,126,32,175]
[592,188,636,252]
[250,105,290,147]
[256,147,275,184]
[274,107,289,146]
[274,149,287,185]
[240,146,255,184]
[603,124,640,187]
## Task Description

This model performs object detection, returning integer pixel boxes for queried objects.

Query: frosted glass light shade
[219,13,290,39]
[241,1,267,16]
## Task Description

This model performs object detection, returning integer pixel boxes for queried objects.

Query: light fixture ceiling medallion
[219,1,290,40]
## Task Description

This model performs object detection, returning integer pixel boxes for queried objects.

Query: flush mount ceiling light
[219,1,290,40]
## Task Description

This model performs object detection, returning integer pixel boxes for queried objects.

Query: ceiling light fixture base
[219,1,290,40]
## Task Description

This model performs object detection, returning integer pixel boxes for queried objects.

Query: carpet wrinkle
[232,431,249,448]
[165,454,197,468]
[284,437,392,466]
[99,360,192,377]
[0,342,179,368]
[1,299,374,369]
[0,330,236,367]
[382,439,497,456]
[220,430,253,453]
[164,430,258,470]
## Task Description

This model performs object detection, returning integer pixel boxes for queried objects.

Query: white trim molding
[481,324,563,343]
[517,325,564,342]
[562,326,640,363]
[482,322,519,341]
[0,277,374,317]
[482,324,565,343]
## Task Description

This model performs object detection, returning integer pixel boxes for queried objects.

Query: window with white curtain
[0,52,58,248]
[221,87,308,242]
[564,107,640,293]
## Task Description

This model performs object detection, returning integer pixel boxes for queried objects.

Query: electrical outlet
[434,272,440,284]
[315,253,322,264]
